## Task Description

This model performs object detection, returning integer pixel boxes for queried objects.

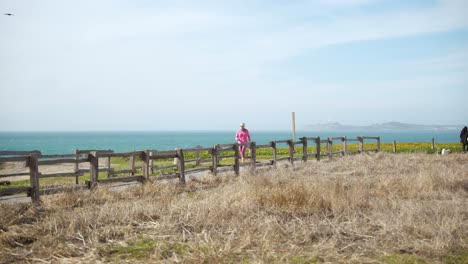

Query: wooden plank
[0,186,31,196]
[77,149,113,154]
[274,140,290,144]
[98,175,144,184]
[150,153,178,159]
[218,144,234,148]
[39,171,84,178]
[362,136,379,140]
[38,158,87,165]
[98,151,142,158]
[0,172,30,178]
[302,137,319,141]
[0,156,29,162]
[39,154,79,159]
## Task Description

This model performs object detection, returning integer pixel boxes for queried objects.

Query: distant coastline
[303,122,462,132]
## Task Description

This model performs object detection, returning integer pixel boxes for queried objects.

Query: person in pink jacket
[235,122,251,162]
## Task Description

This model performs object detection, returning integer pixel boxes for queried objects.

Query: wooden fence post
[149,151,154,174]
[142,150,150,182]
[376,137,381,152]
[358,137,364,153]
[195,145,202,165]
[129,152,135,176]
[250,142,257,171]
[28,153,40,204]
[176,148,185,184]
[328,137,333,160]
[106,155,111,178]
[393,140,397,153]
[233,144,240,176]
[301,137,308,162]
[271,141,277,166]
[316,137,321,161]
[74,149,79,184]
[342,136,347,155]
[88,151,99,190]
[288,140,294,165]
[432,137,435,150]
[212,144,219,176]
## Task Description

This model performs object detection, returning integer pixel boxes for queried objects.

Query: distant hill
[303,122,461,131]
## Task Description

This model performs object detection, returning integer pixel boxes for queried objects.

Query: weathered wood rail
[0,136,380,203]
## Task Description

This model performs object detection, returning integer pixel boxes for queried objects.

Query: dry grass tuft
[1,153,467,263]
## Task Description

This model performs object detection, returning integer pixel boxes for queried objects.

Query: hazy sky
[1,0,467,131]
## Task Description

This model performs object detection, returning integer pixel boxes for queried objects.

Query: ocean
[0,130,461,154]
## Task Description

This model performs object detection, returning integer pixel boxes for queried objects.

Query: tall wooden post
[432,137,435,150]
[141,150,150,182]
[358,137,364,153]
[393,140,397,153]
[328,137,333,160]
[301,137,308,162]
[129,153,135,176]
[176,149,185,184]
[149,151,154,174]
[316,137,321,161]
[376,137,381,152]
[88,151,99,190]
[250,142,257,171]
[106,156,111,178]
[28,153,40,204]
[342,136,347,155]
[233,144,240,176]
[74,149,79,184]
[271,141,277,166]
[195,145,202,165]
[212,144,219,176]
[288,140,294,165]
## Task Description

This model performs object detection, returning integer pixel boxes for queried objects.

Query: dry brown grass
[1,153,467,263]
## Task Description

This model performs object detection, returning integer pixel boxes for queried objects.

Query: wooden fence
[0,136,380,203]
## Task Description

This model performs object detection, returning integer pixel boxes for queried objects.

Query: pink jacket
[235,128,251,143]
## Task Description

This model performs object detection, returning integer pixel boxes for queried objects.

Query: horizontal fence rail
[0,135,385,203]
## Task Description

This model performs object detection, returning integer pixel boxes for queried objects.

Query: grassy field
[1,152,467,263]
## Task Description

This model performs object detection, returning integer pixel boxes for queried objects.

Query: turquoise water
[0,130,460,154]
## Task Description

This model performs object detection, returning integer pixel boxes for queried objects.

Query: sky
[1,0,467,131]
